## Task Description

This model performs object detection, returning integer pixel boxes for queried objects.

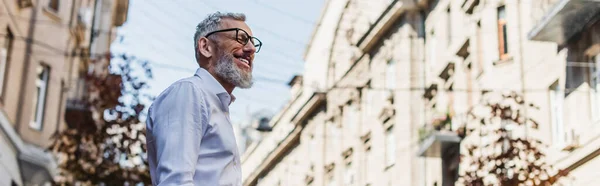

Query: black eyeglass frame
[205,28,262,53]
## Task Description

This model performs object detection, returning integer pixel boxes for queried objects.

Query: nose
[242,41,257,54]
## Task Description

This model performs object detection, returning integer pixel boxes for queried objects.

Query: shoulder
[160,76,205,97]
[149,76,209,110]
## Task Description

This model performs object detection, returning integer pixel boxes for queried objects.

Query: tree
[50,53,154,185]
[457,91,568,186]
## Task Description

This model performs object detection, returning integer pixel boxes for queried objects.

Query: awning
[417,131,461,158]
[0,110,57,185]
[528,0,600,46]
[18,142,58,183]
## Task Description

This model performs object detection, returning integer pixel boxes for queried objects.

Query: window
[48,0,59,12]
[30,64,49,130]
[327,122,340,149]
[590,54,600,121]
[364,147,372,185]
[17,0,33,8]
[549,80,564,145]
[447,7,452,46]
[385,126,395,167]
[327,175,336,186]
[386,60,396,90]
[429,30,437,66]
[344,103,358,135]
[497,6,509,60]
[0,28,13,100]
[344,162,355,185]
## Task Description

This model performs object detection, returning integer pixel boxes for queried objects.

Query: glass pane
[30,86,40,128]
[49,0,59,11]
[31,65,49,130]
[549,81,563,144]
[386,60,396,89]
[0,49,6,96]
[385,127,395,166]
[502,25,508,54]
[498,6,506,19]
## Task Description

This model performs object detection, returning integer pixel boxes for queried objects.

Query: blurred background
[0,0,599,185]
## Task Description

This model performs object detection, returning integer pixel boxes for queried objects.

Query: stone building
[242,0,600,185]
[0,0,128,185]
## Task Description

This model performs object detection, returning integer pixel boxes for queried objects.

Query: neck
[207,68,235,94]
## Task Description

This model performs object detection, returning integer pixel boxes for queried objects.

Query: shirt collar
[195,68,236,107]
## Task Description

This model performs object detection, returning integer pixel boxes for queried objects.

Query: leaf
[50,53,153,185]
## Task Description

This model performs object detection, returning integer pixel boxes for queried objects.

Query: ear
[198,37,213,58]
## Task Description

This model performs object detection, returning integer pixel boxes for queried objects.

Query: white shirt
[146,68,241,186]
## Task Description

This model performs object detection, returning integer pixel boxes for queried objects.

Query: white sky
[111,0,325,125]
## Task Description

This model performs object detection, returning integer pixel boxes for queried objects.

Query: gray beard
[214,51,253,89]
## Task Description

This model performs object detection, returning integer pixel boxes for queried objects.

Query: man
[145,12,262,186]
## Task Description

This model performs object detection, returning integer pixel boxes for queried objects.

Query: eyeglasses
[205,28,262,53]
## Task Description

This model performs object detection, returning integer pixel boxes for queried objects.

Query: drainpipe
[516,0,529,137]
[55,0,80,135]
[15,4,39,134]
[413,0,428,185]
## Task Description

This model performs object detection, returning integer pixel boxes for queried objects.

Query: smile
[234,55,252,69]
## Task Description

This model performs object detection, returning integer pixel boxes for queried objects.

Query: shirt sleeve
[150,81,205,186]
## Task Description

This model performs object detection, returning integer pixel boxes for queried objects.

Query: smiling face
[200,18,257,89]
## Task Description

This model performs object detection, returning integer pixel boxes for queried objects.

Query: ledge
[357,0,410,52]
[417,131,461,158]
[528,0,600,46]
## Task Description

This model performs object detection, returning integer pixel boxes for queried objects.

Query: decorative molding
[43,6,62,22]
[327,105,341,121]
[438,62,455,81]
[325,162,335,173]
[378,104,395,123]
[17,0,33,9]
[342,147,354,159]
[424,84,438,100]
[305,174,314,184]
[360,131,372,143]
[348,89,361,104]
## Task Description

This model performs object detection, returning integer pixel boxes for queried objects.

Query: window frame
[0,27,14,102]
[47,0,59,12]
[343,103,359,135]
[343,161,355,185]
[589,54,600,122]
[385,59,396,90]
[384,125,395,168]
[447,7,452,46]
[30,64,50,131]
[549,80,564,145]
[497,5,509,60]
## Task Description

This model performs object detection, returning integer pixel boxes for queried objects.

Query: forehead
[220,18,253,36]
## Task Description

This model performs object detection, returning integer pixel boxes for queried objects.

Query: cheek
[231,47,244,54]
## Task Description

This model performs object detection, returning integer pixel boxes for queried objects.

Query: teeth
[238,58,249,64]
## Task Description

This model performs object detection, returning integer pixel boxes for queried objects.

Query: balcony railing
[528,0,600,46]
[417,115,462,158]
[64,99,96,131]
[418,114,453,143]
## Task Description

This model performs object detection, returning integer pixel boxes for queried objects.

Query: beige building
[242,0,600,186]
[0,0,128,185]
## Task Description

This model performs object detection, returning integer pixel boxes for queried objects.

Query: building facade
[0,0,128,185]
[528,0,600,185]
[242,0,600,186]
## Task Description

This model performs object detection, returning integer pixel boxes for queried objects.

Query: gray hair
[194,12,246,63]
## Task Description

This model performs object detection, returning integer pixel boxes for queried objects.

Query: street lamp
[255,117,272,132]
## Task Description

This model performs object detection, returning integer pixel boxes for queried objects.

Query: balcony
[528,0,600,46]
[64,99,96,132]
[417,114,462,158]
